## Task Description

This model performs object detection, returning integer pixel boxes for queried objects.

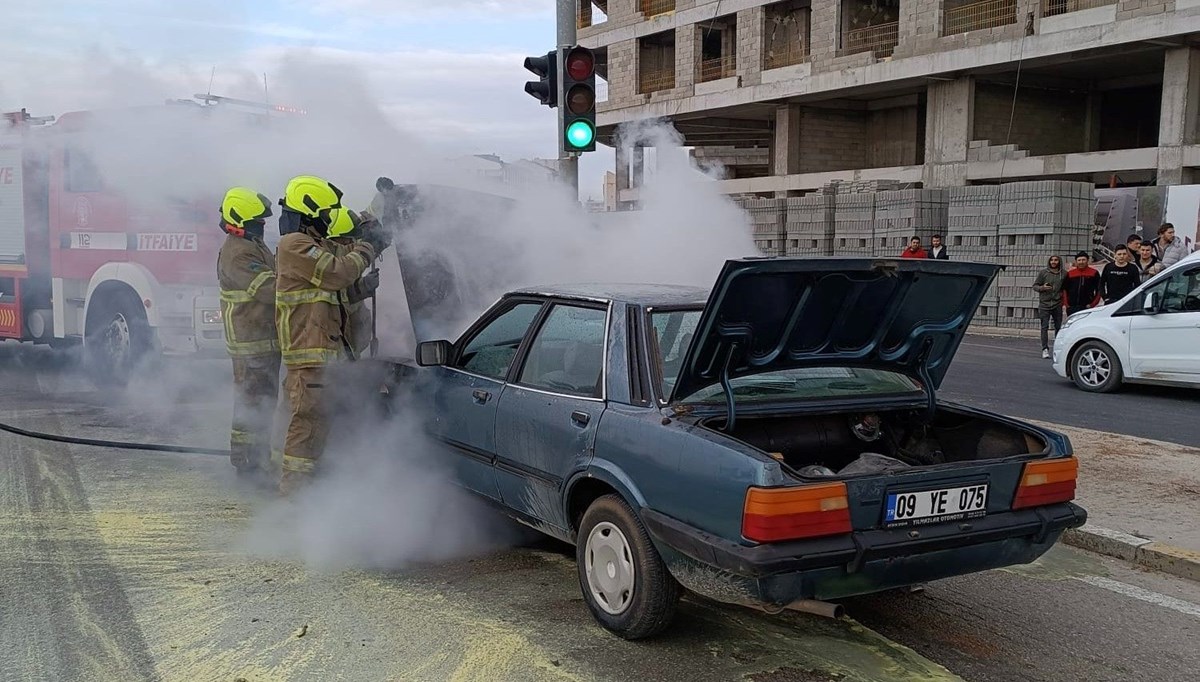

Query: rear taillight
[1011,456,1078,510]
[742,483,852,543]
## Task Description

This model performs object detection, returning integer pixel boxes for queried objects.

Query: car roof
[507,283,709,307]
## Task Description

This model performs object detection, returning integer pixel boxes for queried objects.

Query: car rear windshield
[650,309,922,403]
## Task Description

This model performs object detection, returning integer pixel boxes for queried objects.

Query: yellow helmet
[280,175,344,222]
[220,187,273,233]
[326,207,356,238]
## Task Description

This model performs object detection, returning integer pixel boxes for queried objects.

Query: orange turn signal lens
[1011,456,1078,510]
[742,483,852,543]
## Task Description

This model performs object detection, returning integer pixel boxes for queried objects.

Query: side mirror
[416,340,452,367]
[1142,290,1161,314]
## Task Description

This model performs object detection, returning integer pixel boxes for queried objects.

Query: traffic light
[560,46,596,153]
[523,52,557,108]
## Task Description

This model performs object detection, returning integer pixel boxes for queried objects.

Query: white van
[1053,250,1200,392]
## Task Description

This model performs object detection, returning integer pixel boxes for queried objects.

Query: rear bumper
[642,502,1087,602]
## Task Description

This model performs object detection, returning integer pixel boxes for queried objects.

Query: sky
[1,0,613,198]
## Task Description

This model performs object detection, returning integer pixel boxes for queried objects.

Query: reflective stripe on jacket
[217,234,278,357]
[275,231,374,368]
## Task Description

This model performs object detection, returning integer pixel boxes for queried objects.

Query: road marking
[1075,575,1200,619]
[960,341,1037,353]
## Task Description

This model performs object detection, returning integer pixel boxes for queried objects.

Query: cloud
[302,0,554,19]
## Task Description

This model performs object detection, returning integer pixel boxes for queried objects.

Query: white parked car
[1053,250,1200,392]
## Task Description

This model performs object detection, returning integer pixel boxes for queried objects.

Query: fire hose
[0,418,230,456]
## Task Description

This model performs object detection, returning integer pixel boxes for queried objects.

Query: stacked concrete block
[832,192,876,257]
[741,197,787,256]
[784,192,836,256]
[873,189,948,254]
[991,181,1095,330]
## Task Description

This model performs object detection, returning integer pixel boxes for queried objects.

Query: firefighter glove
[345,269,380,304]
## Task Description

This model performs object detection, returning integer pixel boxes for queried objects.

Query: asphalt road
[2,342,1199,682]
[943,335,1200,447]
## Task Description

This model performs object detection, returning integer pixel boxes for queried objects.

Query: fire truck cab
[0,99,280,385]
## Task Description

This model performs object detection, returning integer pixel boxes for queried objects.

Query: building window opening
[840,0,900,59]
[943,0,1017,36]
[594,47,610,103]
[578,0,608,28]
[639,31,676,94]
[698,15,737,83]
[1042,0,1115,18]
[764,1,812,70]
[641,0,675,17]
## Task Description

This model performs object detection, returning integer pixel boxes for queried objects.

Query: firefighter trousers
[282,365,329,478]
[230,354,280,473]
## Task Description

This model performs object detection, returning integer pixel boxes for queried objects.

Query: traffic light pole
[556,0,579,198]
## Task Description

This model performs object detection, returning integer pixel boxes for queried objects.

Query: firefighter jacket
[217,234,278,357]
[332,238,375,358]
[275,231,375,368]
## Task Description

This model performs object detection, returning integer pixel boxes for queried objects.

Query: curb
[1062,526,1200,583]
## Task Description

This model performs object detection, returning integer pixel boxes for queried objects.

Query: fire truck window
[65,148,104,193]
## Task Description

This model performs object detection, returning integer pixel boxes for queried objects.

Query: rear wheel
[576,494,681,639]
[1070,340,1122,393]
[85,292,153,388]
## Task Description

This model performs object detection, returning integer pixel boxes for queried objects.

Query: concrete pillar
[807,0,840,70]
[632,146,645,187]
[736,6,765,87]
[1158,46,1200,185]
[923,77,975,187]
[616,143,631,194]
[676,25,698,90]
[773,104,802,177]
[895,0,941,59]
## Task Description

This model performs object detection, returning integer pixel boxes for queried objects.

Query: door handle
[472,389,491,404]
[571,410,590,427]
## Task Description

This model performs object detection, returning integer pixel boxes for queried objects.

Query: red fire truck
[0,96,295,385]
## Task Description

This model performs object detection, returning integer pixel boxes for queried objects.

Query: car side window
[455,302,542,380]
[518,304,607,398]
[1160,268,1200,313]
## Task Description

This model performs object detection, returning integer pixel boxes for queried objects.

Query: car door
[493,302,609,531]
[426,300,544,501]
[1128,265,1200,379]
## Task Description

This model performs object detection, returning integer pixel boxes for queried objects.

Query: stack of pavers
[873,189,948,256]
[784,185,836,256]
[947,185,1003,326]
[993,180,1094,330]
[832,190,877,257]
[743,198,787,256]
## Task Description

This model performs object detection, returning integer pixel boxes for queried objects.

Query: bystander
[927,235,949,260]
[1032,255,1067,359]
[900,236,928,259]
[1063,252,1101,316]
[1154,223,1189,267]
[1099,245,1141,304]
[1135,242,1160,274]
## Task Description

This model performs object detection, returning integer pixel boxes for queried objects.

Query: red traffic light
[565,47,594,81]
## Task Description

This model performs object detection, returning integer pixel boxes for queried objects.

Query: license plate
[885,484,988,527]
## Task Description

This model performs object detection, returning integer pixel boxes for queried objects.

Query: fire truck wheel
[85,291,152,388]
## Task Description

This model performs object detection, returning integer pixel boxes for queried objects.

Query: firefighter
[216,187,279,482]
[328,207,382,358]
[274,176,388,495]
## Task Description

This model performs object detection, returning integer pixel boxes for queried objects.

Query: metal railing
[763,42,810,70]
[841,21,899,59]
[640,0,675,16]
[943,0,1017,35]
[638,68,675,94]
[1041,0,1115,17]
[698,56,737,83]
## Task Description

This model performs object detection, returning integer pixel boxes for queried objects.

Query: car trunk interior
[699,407,1047,477]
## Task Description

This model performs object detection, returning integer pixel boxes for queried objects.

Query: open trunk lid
[669,257,1003,405]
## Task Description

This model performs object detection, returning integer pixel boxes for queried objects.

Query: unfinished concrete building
[578,0,1200,202]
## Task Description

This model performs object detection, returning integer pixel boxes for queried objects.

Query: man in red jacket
[900,236,928,259]
[1063,251,1102,316]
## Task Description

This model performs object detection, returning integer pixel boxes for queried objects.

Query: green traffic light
[565,120,595,149]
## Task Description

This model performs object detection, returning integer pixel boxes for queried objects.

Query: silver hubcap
[585,521,635,615]
[101,314,132,366]
[1077,348,1111,387]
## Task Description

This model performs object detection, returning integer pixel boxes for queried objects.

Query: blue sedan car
[405,257,1087,639]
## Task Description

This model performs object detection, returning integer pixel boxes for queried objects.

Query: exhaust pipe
[785,599,845,619]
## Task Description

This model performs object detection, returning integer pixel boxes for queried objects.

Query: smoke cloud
[7,35,760,571]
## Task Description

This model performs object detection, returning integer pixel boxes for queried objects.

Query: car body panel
[671,258,1002,402]
[422,366,503,501]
